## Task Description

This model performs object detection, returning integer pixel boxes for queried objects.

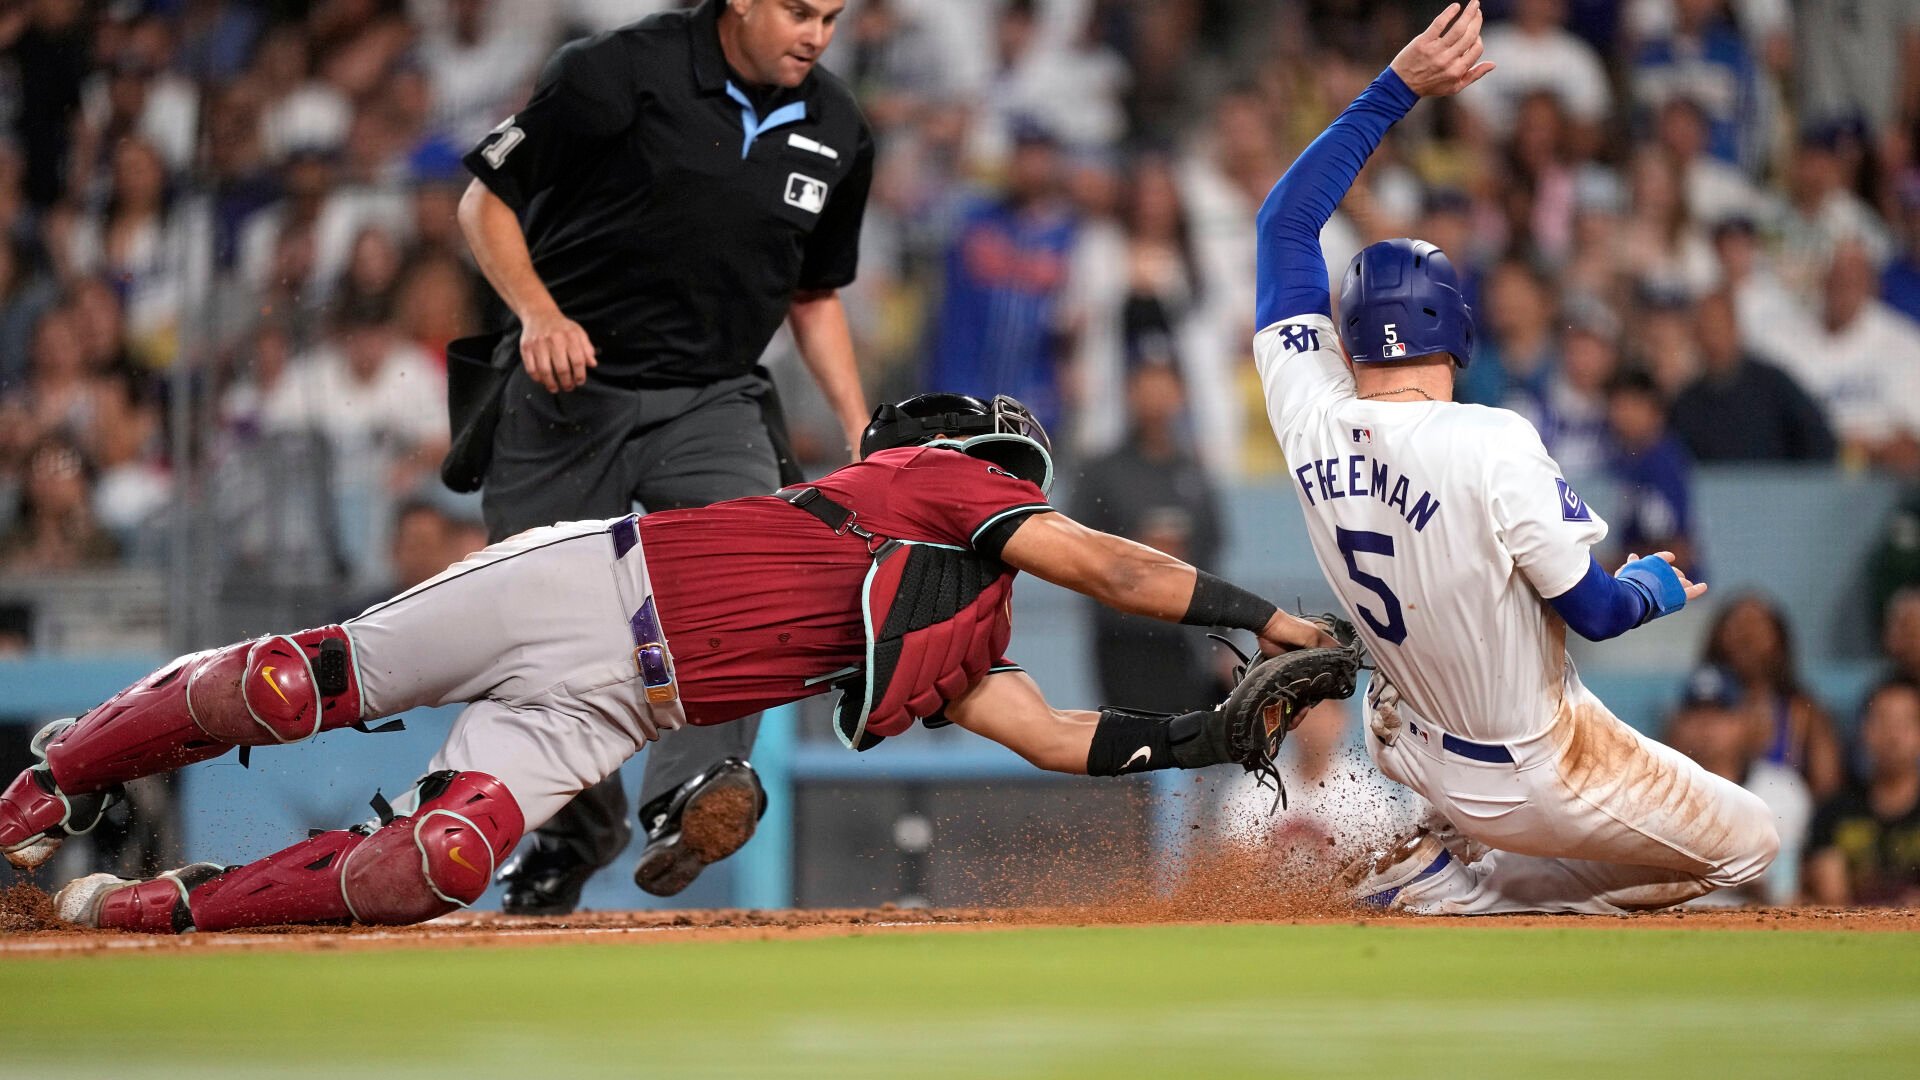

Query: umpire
[454,0,873,912]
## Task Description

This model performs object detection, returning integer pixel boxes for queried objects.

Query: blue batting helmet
[1337,238,1475,368]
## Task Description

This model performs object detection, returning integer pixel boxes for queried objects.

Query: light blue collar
[725,81,808,159]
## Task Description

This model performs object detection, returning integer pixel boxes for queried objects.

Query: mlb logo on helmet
[1383,341,1407,358]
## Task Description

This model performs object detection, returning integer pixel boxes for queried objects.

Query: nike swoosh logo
[1125,746,1152,770]
[258,666,291,706]
[448,846,480,874]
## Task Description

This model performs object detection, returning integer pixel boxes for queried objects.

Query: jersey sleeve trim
[971,504,1054,559]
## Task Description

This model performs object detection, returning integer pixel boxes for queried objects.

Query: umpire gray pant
[484,368,784,870]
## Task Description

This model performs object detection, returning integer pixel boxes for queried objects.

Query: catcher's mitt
[1212,615,1364,810]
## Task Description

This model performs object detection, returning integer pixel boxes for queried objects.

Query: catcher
[0,392,1359,933]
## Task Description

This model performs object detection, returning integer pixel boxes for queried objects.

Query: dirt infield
[2,879,1913,956]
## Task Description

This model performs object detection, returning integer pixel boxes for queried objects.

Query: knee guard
[185,626,364,746]
[41,626,365,796]
[185,771,525,932]
[340,771,525,925]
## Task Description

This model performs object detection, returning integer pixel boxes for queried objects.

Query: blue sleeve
[1550,554,1691,641]
[1549,557,1651,642]
[1254,68,1420,329]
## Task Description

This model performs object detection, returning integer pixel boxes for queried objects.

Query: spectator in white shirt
[259,294,448,582]
[1782,240,1920,474]
[1460,0,1611,152]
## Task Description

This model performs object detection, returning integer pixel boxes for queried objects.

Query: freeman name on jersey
[1292,452,1441,532]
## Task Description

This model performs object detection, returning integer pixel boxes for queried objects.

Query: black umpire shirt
[463,0,875,384]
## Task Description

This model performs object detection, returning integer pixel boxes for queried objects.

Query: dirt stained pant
[1364,669,1780,914]
[483,370,787,869]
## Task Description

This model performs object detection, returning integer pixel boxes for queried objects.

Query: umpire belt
[1404,719,1514,764]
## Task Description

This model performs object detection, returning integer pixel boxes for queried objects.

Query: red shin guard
[185,772,524,932]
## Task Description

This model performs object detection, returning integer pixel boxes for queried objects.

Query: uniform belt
[1405,719,1514,764]
[608,515,676,703]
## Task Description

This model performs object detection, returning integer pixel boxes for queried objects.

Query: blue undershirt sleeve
[1548,556,1653,642]
[1255,67,1420,328]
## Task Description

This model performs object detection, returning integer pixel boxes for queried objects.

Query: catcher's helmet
[1337,238,1474,368]
[860,392,1055,494]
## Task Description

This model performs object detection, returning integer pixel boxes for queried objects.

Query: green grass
[3,924,1917,1079]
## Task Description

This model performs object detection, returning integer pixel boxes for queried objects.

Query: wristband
[1616,556,1688,624]
[1181,570,1280,633]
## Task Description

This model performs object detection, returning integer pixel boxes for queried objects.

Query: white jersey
[1254,315,1607,742]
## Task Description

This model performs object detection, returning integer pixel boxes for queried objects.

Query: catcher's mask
[859,392,1055,494]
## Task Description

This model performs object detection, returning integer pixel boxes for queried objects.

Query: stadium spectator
[89,379,169,552]
[1705,595,1846,799]
[333,496,459,621]
[1501,91,1578,265]
[1510,303,1616,478]
[1710,215,1816,371]
[1779,241,1920,475]
[1665,665,1811,906]
[1776,128,1894,301]
[1627,0,1765,173]
[1461,258,1558,408]
[1603,367,1697,573]
[1885,588,1920,684]
[0,435,118,575]
[1071,362,1224,713]
[413,0,554,147]
[1071,154,1210,464]
[1805,678,1920,906]
[1882,179,1920,325]
[255,293,447,584]
[927,120,1079,431]
[1669,289,1836,462]
[0,306,112,458]
[1793,0,1920,141]
[1619,145,1718,301]
[1654,95,1772,227]
[66,138,185,369]
[2,0,91,208]
[1459,0,1611,148]
[0,240,58,391]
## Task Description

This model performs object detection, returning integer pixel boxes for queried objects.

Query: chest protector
[778,486,1016,751]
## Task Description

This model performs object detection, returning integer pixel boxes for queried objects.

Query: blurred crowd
[0,0,1916,586]
[0,1,1915,899]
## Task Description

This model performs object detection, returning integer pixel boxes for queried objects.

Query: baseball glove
[1212,614,1364,810]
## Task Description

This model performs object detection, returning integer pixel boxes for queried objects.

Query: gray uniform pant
[482,369,783,869]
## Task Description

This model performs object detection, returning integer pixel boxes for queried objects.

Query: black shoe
[496,834,603,916]
[632,758,768,897]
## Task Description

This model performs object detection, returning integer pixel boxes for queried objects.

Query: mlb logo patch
[785,172,828,214]
[1556,478,1591,522]
[1351,427,1372,445]
[1382,341,1407,358]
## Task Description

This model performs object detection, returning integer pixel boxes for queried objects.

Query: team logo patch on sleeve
[1556,478,1591,522]
[785,172,829,213]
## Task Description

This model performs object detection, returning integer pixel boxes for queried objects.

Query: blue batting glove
[1616,555,1688,625]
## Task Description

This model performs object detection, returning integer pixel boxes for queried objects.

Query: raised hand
[1391,1,1496,98]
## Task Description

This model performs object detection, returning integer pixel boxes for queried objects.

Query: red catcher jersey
[638,446,1052,724]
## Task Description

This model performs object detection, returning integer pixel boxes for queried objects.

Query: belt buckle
[633,642,677,704]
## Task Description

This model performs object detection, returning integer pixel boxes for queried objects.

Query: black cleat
[496,833,605,917]
[632,758,767,898]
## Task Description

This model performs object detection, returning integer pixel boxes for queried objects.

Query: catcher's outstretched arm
[996,511,1331,653]
[946,646,1361,795]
